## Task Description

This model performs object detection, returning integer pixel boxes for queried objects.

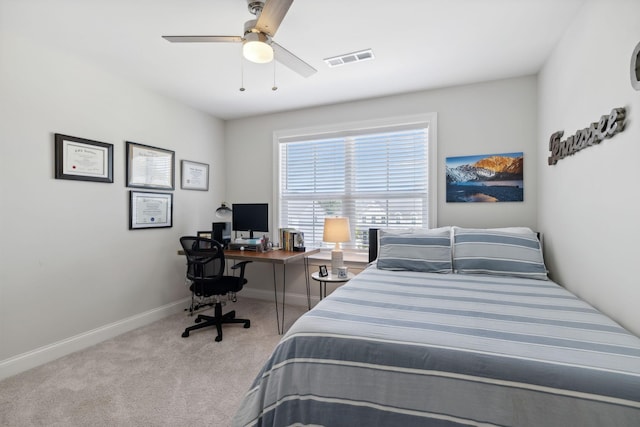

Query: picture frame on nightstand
[318,265,328,277]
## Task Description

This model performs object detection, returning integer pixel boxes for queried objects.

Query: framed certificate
[181,160,209,191]
[55,134,113,183]
[126,141,175,190]
[129,191,173,229]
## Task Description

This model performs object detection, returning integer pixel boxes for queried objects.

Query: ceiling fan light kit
[243,31,274,63]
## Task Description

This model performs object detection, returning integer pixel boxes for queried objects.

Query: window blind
[278,125,429,250]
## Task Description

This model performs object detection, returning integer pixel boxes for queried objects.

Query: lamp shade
[323,217,351,243]
[323,217,350,273]
[215,202,232,220]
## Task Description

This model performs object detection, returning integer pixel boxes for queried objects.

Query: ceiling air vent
[323,49,375,68]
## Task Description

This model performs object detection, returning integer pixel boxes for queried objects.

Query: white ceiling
[2,0,586,120]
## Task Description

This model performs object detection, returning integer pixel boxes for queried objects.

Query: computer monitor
[232,203,268,239]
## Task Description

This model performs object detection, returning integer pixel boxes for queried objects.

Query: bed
[232,227,640,426]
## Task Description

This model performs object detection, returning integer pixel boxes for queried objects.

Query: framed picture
[54,134,113,183]
[197,231,212,239]
[129,191,173,229]
[126,141,175,190]
[181,160,209,191]
[319,265,328,277]
[445,152,524,203]
[197,231,213,248]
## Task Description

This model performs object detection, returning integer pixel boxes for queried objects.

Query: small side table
[311,271,355,300]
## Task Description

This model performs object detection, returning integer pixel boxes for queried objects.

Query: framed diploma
[126,141,175,190]
[55,134,113,183]
[129,191,173,229]
[181,160,209,191]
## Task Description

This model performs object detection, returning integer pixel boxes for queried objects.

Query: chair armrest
[231,260,252,279]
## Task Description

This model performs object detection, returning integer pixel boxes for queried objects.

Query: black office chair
[180,236,251,342]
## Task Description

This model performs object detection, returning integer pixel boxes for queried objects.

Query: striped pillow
[453,228,548,280]
[377,230,452,273]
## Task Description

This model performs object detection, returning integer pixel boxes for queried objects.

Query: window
[275,114,437,251]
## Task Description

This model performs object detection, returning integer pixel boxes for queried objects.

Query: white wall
[538,0,640,335]
[225,76,539,297]
[0,34,225,378]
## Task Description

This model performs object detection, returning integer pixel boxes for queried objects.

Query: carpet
[0,298,304,426]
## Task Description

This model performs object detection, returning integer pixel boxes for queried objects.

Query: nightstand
[311,271,355,300]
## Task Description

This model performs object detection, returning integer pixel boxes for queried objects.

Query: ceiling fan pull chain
[240,53,246,92]
[272,52,278,91]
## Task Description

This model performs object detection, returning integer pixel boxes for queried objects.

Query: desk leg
[272,264,281,335]
[304,256,311,310]
[281,264,286,335]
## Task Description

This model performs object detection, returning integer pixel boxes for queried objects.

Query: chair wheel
[244,321,251,328]
[182,331,189,338]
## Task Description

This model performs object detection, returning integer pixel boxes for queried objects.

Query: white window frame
[272,113,438,252]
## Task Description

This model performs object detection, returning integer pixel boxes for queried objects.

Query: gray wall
[0,34,226,378]
[538,0,640,335]
[225,76,539,298]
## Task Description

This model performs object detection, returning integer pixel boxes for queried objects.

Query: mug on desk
[337,266,348,279]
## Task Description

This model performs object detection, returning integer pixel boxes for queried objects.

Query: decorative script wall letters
[548,107,626,165]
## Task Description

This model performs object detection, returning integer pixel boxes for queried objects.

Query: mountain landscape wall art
[446,152,524,202]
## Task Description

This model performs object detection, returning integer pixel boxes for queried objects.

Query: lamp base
[331,249,343,274]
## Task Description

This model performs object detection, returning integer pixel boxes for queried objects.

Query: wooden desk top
[224,248,320,264]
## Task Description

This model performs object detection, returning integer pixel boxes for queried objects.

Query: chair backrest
[179,236,225,281]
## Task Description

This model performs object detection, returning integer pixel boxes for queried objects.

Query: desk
[223,248,319,334]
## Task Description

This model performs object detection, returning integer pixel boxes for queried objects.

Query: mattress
[233,266,640,426]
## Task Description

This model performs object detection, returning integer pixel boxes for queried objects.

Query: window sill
[307,250,369,266]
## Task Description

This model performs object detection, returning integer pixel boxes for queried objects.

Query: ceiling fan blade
[255,0,293,37]
[162,35,242,43]
[272,42,317,78]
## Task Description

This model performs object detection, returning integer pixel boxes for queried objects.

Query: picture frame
[197,231,212,239]
[319,265,328,277]
[129,191,173,229]
[197,231,213,248]
[54,133,113,183]
[446,152,524,203]
[126,141,175,190]
[181,160,209,191]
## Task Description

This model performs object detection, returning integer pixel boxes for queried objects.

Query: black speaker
[212,222,231,247]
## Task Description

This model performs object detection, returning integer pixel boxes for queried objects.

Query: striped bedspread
[233,267,640,426]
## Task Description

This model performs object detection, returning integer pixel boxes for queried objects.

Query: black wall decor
[548,107,626,165]
[632,41,640,90]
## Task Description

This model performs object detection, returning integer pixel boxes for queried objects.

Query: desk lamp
[323,217,351,274]
[215,202,232,221]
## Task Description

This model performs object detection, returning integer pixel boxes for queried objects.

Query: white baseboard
[0,290,319,381]
[0,298,190,381]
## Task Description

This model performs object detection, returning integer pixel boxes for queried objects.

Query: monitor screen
[232,203,268,238]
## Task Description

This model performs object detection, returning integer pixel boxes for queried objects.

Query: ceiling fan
[162,0,317,78]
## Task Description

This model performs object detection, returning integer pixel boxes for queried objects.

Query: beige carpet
[0,298,305,426]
